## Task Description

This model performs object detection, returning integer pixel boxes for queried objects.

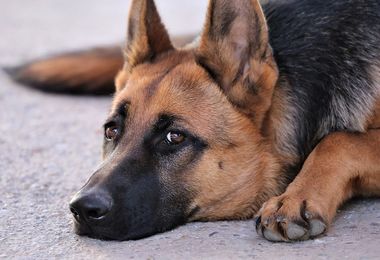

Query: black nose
[69,191,113,222]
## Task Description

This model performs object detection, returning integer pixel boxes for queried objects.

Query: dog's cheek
[102,140,116,159]
[155,146,206,224]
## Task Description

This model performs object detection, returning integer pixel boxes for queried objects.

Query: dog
[6,0,380,242]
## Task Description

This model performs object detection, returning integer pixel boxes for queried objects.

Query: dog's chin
[72,222,120,240]
[72,219,171,241]
[72,220,97,238]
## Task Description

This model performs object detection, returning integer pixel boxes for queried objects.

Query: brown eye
[166,131,185,145]
[105,126,119,141]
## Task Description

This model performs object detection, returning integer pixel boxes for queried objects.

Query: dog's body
[7,0,380,242]
[266,0,380,165]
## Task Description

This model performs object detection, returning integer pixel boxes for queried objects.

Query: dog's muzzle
[69,189,113,235]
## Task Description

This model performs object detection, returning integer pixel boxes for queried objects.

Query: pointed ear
[124,0,173,71]
[197,0,278,126]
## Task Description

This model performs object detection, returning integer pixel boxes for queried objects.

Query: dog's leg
[256,129,380,242]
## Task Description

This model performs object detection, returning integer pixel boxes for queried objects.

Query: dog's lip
[72,220,127,241]
[71,215,109,232]
[72,216,82,225]
[87,213,108,222]
[71,213,122,240]
[72,218,93,236]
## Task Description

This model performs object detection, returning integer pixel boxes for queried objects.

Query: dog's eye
[105,126,119,141]
[165,131,185,145]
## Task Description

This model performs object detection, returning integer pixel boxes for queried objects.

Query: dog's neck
[259,77,304,181]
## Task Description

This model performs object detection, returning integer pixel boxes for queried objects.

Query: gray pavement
[0,1,379,259]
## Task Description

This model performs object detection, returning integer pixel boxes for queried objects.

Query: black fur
[263,0,380,162]
[34,0,380,240]
[75,110,208,240]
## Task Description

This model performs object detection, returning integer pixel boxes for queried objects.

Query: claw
[255,216,263,236]
[276,215,286,223]
[304,211,313,220]
[255,197,328,242]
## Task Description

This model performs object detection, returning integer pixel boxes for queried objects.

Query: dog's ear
[116,0,173,92]
[124,0,173,72]
[197,0,278,126]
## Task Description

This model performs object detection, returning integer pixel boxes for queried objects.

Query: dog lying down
[6,0,380,242]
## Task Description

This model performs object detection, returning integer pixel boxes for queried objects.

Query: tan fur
[188,139,281,220]
[10,47,123,94]
[124,0,173,71]
[258,130,380,241]
[8,34,194,95]
[24,48,122,84]
[14,0,379,241]
[111,50,285,220]
[109,0,286,221]
[112,0,380,231]
[197,0,279,127]
[256,64,380,240]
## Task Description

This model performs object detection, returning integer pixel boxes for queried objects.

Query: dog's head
[70,0,281,240]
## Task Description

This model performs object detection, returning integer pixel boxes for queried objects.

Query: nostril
[86,207,108,220]
[70,206,83,223]
[70,206,80,217]
[69,192,112,222]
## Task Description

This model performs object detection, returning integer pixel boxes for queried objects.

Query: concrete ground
[0,0,379,259]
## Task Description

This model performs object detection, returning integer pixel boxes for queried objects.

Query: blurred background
[1,0,208,66]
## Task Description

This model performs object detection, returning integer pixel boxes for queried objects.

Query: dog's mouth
[72,219,94,237]
[72,218,127,241]
[72,217,183,241]
[70,200,188,241]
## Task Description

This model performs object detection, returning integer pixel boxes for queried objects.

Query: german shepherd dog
[6,0,380,242]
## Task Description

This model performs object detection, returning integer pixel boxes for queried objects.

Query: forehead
[112,51,230,136]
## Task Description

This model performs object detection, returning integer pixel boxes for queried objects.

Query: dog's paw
[255,195,328,242]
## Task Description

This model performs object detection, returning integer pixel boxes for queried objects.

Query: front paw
[255,194,328,242]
